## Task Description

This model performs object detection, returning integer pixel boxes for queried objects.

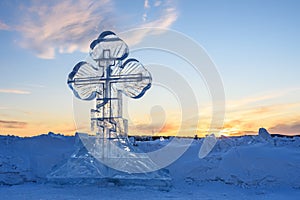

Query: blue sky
[0,0,300,136]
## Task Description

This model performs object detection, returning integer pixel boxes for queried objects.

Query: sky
[0,0,300,137]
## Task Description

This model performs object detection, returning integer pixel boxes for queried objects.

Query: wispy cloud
[141,0,177,28]
[146,7,177,28]
[14,0,114,59]
[0,89,31,94]
[154,0,162,7]
[132,122,164,134]
[123,2,178,46]
[131,121,179,136]
[143,0,150,21]
[144,0,150,9]
[227,88,300,110]
[270,122,300,135]
[0,120,27,129]
[142,13,148,22]
[0,20,10,30]
[1,0,178,59]
[221,101,300,136]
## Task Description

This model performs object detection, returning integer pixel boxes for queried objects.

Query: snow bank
[1,130,300,189]
[0,133,75,185]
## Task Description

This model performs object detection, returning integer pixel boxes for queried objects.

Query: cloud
[131,121,178,136]
[142,0,151,21]
[220,119,259,136]
[144,0,150,9]
[220,87,300,136]
[0,107,9,110]
[143,13,148,22]
[0,20,10,30]
[160,123,178,135]
[142,3,177,28]
[228,92,287,109]
[270,122,300,135]
[3,0,178,59]
[228,88,300,111]
[14,0,114,59]
[123,5,178,47]
[229,102,300,122]
[0,89,31,94]
[154,1,162,7]
[220,100,300,136]
[132,122,163,134]
[0,120,27,129]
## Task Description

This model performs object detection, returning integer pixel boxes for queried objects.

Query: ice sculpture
[68,31,151,140]
[48,31,170,187]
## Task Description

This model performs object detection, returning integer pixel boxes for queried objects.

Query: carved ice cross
[67,31,152,142]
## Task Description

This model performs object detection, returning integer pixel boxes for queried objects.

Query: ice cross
[67,31,151,144]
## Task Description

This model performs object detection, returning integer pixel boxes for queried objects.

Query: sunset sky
[0,0,299,137]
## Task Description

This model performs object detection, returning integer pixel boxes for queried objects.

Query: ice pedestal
[47,133,171,188]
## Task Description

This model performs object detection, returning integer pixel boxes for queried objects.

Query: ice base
[47,133,171,189]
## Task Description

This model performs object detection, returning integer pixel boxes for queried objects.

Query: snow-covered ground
[1,129,300,199]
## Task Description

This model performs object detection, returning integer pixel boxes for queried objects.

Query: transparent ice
[68,31,152,141]
[67,31,155,164]
[52,31,171,186]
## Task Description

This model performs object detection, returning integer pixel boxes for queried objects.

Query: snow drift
[0,129,300,190]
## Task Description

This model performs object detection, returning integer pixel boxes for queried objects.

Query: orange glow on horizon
[1,96,300,137]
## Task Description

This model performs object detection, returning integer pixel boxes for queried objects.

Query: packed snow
[1,128,300,199]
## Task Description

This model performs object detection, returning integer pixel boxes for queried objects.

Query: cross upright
[67,31,152,157]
